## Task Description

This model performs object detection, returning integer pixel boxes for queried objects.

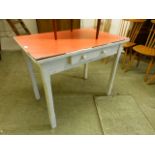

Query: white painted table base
[23,41,127,128]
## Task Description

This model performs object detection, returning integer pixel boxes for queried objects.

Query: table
[14,29,129,128]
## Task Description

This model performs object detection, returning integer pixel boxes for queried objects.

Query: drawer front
[69,46,118,65]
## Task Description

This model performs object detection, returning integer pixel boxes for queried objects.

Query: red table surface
[14,28,127,60]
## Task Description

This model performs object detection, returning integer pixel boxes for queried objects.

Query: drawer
[68,50,100,65]
[68,46,118,65]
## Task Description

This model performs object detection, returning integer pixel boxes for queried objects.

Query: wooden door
[36,19,80,33]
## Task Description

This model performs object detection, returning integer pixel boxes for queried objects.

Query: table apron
[39,45,120,75]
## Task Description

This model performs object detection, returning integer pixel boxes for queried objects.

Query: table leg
[24,54,40,100]
[52,19,57,40]
[40,68,57,128]
[70,19,73,32]
[107,45,122,95]
[83,63,88,79]
[96,19,101,39]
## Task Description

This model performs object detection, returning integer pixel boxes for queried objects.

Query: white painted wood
[107,45,123,95]
[23,53,40,100]
[38,45,123,76]
[84,63,88,79]
[40,68,57,128]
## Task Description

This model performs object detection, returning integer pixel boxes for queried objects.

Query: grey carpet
[1,50,155,134]
[95,95,154,134]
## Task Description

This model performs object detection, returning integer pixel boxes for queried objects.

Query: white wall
[80,19,122,34]
[0,19,38,50]
[109,19,121,34]
[22,19,38,34]
[80,19,95,28]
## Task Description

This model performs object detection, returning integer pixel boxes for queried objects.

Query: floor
[0,50,155,135]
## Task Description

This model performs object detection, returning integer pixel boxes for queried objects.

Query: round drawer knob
[81,55,87,60]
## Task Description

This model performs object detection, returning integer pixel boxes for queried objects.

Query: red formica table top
[14,28,127,60]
